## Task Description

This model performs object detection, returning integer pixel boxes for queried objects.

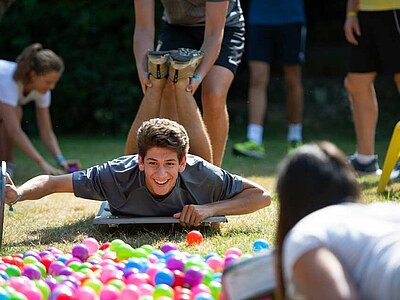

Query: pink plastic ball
[82,238,100,255]
[206,256,224,272]
[224,248,242,258]
[20,285,43,300]
[120,285,140,300]
[75,286,97,300]
[138,283,154,296]
[99,285,119,300]
[191,284,211,297]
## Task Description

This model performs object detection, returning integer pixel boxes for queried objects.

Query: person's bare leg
[201,66,234,167]
[159,81,179,122]
[248,61,270,126]
[174,78,213,163]
[284,65,303,125]
[124,78,167,155]
[345,72,378,155]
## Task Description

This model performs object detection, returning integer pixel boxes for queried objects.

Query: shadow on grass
[8,217,222,248]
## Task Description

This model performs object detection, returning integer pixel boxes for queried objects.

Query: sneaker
[348,154,382,176]
[147,50,170,79]
[232,140,266,159]
[169,48,204,83]
[288,140,303,153]
[390,159,400,182]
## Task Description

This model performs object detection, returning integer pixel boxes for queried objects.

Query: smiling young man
[4,118,271,227]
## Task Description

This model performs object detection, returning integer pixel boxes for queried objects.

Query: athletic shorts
[349,10,400,74]
[246,23,306,65]
[157,22,245,75]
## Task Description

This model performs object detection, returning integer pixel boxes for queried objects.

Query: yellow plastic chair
[377,121,400,193]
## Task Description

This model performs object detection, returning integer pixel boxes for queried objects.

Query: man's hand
[173,204,214,227]
[344,16,360,45]
[5,173,19,205]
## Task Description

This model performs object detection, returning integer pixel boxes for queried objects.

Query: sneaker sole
[169,49,204,83]
[232,147,266,159]
[356,169,383,176]
[147,51,170,79]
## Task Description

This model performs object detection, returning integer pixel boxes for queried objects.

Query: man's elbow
[260,192,271,208]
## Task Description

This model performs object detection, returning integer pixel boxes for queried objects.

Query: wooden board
[93,201,227,227]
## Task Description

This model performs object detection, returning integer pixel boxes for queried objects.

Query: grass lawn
[2,120,400,256]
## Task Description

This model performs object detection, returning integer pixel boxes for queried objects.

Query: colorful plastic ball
[48,261,65,276]
[0,287,9,300]
[126,272,150,286]
[5,265,21,277]
[253,239,270,253]
[208,281,221,299]
[172,269,184,287]
[109,239,125,252]
[22,264,42,280]
[160,243,177,254]
[99,242,111,251]
[72,244,89,262]
[140,244,155,254]
[81,238,99,255]
[184,267,203,287]
[23,255,38,265]
[116,244,135,261]
[138,283,154,296]
[166,256,185,271]
[75,286,97,300]
[108,278,125,291]
[120,284,140,300]
[224,254,240,268]
[23,250,41,261]
[19,285,42,300]
[194,292,214,300]
[83,278,103,294]
[49,285,74,300]
[99,285,119,300]
[153,284,174,299]
[206,256,223,272]
[186,231,203,245]
[35,279,51,299]
[154,268,174,286]
[191,284,211,296]
[40,255,57,272]
[224,247,242,258]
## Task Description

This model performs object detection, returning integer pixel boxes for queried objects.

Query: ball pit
[0,237,269,299]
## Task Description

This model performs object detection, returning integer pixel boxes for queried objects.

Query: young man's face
[138,147,186,197]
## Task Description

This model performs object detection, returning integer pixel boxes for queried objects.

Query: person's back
[283,201,400,299]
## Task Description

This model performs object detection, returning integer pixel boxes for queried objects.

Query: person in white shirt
[275,141,400,300]
[0,43,79,176]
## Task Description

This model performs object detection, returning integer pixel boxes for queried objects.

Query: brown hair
[137,118,190,162]
[13,43,64,84]
[275,141,361,299]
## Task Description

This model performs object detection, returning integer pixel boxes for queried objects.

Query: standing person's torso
[161,0,244,27]
[0,59,51,108]
[359,0,400,11]
[248,0,305,25]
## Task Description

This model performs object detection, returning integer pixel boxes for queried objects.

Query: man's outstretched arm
[5,173,73,205]
[174,178,271,226]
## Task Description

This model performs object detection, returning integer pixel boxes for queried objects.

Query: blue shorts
[247,23,306,65]
[349,10,400,74]
[157,22,245,75]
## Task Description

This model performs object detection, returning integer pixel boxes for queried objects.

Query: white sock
[288,123,302,142]
[355,153,377,164]
[247,124,263,145]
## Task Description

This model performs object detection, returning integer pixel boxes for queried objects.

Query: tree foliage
[0,0,148,134]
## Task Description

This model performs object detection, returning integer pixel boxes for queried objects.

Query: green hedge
[0,0,166,134]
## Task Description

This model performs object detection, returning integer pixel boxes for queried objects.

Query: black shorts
[247,23,306,65]
[157,22,245,75]
[349,10,400,74]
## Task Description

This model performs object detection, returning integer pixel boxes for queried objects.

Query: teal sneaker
[232,140,266,159]
[288,140,303,153]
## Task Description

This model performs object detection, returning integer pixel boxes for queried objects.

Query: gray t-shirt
[73,154,243,216]
[161,0,244,27]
